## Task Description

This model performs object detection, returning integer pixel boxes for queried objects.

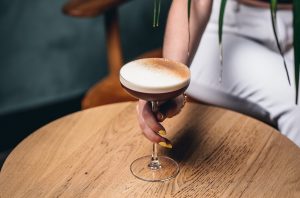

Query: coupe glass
[120,58,190,182]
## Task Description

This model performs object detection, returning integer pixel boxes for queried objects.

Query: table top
[1,102,300,197]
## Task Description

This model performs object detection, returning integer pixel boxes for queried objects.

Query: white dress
[186,0,300,147]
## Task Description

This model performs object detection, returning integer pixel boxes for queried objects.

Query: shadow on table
[166,128,199,163]
[164,119,251,178]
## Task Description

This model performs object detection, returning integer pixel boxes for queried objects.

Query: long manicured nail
[159,141,172,149]
[158,130,166,136]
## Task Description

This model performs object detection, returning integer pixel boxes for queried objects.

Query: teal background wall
[0,0,171,151]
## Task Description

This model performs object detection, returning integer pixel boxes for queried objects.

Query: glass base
[130,155,180,182]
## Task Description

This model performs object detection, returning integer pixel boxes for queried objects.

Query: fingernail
[159,141,172,149]
[158,130,167,136]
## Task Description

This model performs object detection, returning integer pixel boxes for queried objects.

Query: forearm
[163,0,213,66]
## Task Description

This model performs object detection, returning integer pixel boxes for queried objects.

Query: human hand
[136,94,187,148]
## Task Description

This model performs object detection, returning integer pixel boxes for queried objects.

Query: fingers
[137,101,172,148]
[141,101,166,134]
[156,94,186,122]
[136,95,186,147]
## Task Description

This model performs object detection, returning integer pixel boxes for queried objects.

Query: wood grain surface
[1,102,300,197]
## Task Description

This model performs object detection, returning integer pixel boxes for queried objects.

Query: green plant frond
[153,0,161,27]
[294,1,300,104]
[187,0,192,56]
[270,0,291,86]
[270,0,277,10]
[188,0,191,22]
[153,0,157,27]
[218,0,227,51]
[156,0,161,27]
[218,0,228,81]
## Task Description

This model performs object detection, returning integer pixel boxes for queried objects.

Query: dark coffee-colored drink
[120,58,190,101]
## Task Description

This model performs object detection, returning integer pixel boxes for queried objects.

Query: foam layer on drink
[120,58,190,94]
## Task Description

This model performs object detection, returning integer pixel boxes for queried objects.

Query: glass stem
[148,101,161,170]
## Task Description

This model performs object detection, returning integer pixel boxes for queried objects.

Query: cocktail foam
[120,58,190,93]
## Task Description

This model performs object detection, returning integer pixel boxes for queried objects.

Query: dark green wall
[0,0,170,115]
[0,0,171,150]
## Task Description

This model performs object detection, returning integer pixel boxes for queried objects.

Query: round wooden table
[1,102,300,197]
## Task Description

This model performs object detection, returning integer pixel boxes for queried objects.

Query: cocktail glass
[119,58,190,182]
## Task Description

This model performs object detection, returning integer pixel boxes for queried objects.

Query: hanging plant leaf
[153,0,157,27]
[188,0,191,22]
[187,0,192,56]
[270,0,291,85]
[156,0,161,27]
[153,0,161,27]
[294,0,300,104]
[218,0,228,82]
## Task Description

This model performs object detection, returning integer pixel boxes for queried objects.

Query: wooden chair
[62,0,162,109]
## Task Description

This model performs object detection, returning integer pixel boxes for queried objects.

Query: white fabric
[186,0,300,147]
